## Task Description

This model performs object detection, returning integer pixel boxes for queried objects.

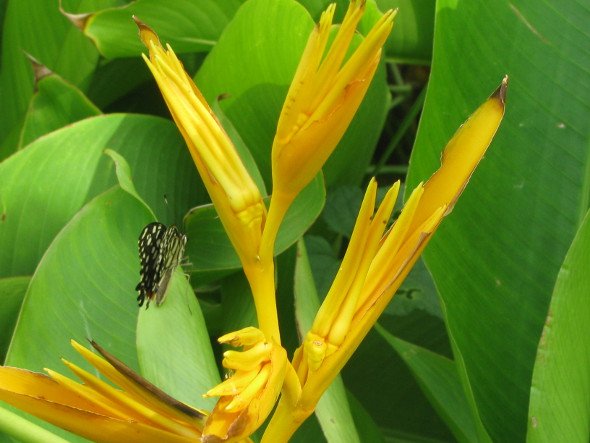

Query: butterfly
[135,222,187,308]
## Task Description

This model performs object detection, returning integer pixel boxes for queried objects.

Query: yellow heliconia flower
[0,340,209,443]
[202,327,287,442]
[264,77,508,441]
[262,1,396,257]
[135,17,266,274]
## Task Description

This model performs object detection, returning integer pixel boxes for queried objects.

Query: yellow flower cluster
[0,1,506,442]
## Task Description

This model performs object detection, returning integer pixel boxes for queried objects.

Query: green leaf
[197,0,388,189]
[304,235,341,299]
[343,326,454,442]
[527,210,590,442]
[103,148,152,215]
[294,239,360,443]
[19,74,101,148]
[184,173,325,283]
[405,1,590,441]
[373,0,435,64]
[0,114,203,279]
[346,391,385,443]
[5,187,150,373]
[322,185,364,238]
[136,269,221,411]
[84,0,242,58]
[0,406,68,443]
[377,325,478,442]
[0,277,30,362]
[0,0,98,157]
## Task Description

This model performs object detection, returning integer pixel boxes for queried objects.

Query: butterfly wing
[136,222,167,307]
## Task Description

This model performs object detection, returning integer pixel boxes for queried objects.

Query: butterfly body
[136,222,187,308]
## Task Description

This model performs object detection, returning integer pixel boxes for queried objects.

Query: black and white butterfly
[135,222,187,308]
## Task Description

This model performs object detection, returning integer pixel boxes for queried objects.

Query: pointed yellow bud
[258,3,396,273]
[135,17,266,270]
[271,2,395,201]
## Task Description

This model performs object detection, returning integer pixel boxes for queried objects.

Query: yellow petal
[203,343,287,441]
[222,342,271,372]
[271,3,395,208]
[224,364,272,413]
[74,341,205,427]
[218,327,266,348]
[204,368,260,398]
[0,366,106,413]
[0,369,197,443]
[311,178,379,337]
[409,76,508,232]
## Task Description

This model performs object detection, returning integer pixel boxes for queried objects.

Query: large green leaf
[137,269,221,411]
[0,277,29,362]
[527,210,590,442]
[84,0,242,58]
[3,186,149,442]
[0,114,203,279]
[0,0,99,157]
[294,239,360,443]
[378,326,478,442]
[405,1,590,441]
[374,0,434,64]
[196,0,388,189]
[5,186,149,373]
[343,326,454,441]
[19,74,101,148]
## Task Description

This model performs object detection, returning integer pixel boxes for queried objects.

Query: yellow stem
[261,395,312,443]
[244,260,281,344]
[259,189,295,263]
[243,189,295,344]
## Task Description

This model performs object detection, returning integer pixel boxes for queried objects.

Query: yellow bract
[0,341,206,443]
[202,327,287,442]
[260,0,396,266]
[272,1,395,200]
[135,17,266,272]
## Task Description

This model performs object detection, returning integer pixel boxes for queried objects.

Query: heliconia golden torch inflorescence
[263,77,508,441]
[0,1,508,442]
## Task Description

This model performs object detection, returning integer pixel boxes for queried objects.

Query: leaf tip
[59,0,91,31]
[24,52,53,86]
[492,75,509,105]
